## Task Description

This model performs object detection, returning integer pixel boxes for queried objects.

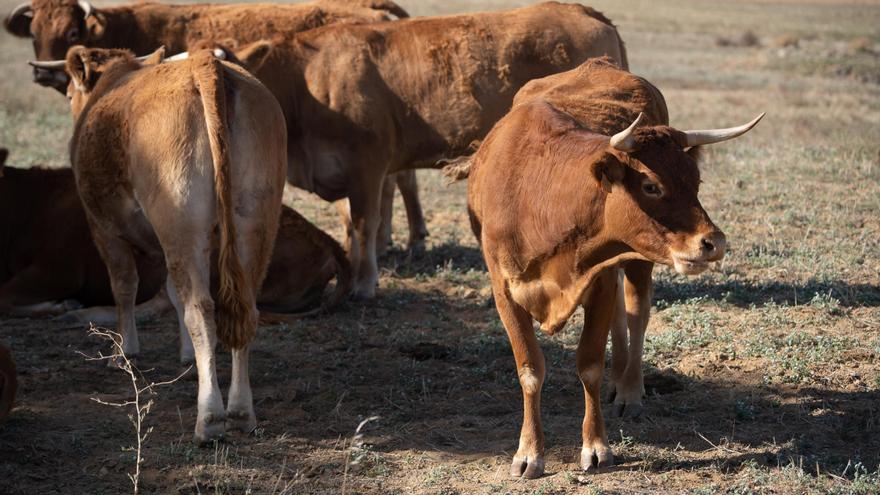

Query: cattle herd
[0,0,763,479]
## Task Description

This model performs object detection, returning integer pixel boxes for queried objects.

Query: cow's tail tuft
[439,155,473,184]
[192,51,255,349]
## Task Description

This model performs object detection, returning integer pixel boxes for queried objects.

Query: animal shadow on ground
[2,279,877,495]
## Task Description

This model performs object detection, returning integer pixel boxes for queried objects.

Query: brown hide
[233,1,627,200]
[468,96,723,333]
[7,0,408,89]
[0,154,347,315]
[513,57,669,131]
[0,161,164,310]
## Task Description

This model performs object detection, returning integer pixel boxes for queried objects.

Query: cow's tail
[192,52,255,349]
[439,155,474,184]
[577,5,629,70]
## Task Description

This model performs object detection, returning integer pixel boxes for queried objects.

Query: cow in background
[0,147,350,333]
[210,1,629,298]
[4,0,427,256]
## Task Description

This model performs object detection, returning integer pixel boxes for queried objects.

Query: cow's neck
[93,5,189,56]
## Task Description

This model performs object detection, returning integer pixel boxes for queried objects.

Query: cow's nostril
[701,238,715,253]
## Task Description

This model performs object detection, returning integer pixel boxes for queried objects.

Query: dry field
[1,0,879,493]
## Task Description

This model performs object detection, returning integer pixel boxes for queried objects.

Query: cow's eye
[66,28,80,42]
[642,181,663,198]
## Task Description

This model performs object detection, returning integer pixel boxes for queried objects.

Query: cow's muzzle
[671,231,727,275]
[32,68,69,93]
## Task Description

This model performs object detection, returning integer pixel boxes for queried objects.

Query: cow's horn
[683,113,765,147]
[9,2,33,19]
[609,112,644,152]
[163,48,224,62]
[28,59,67,70]
[77,0,93,18]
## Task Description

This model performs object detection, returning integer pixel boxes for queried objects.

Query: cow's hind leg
[348,170,384,299]
[166,279,195,367]
[578,271,617,472]
[396,170,428,253]
[377,174,396,257]
[91,230,141,364]
[610,261,653,418]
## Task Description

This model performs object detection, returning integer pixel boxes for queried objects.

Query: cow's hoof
[407,239,426,256]
[226,409,256,434]
[351,283,377,300]
[194,413,226,445]
[510,456,544,479]
[581,445,614,472]
[612,401,644,419]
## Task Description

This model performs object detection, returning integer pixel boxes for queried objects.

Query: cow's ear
[140,46,166,66]
[65,46,94,91]
[235,41,273,72]
[591,152,625,194]
[686,145,703,163]
[85,12,106,39]
[4,6,33,38]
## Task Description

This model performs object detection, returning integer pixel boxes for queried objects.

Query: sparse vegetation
[0,0,878,494]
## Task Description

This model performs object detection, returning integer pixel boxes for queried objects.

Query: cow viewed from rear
[460,64,762,477]
[47,45,286,442]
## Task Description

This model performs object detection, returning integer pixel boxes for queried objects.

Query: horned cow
[458,59,762,477]
[61,45,286,442]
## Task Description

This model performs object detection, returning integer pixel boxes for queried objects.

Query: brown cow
[56,45,286,442]
[212,1,628,298]
[0,343,17,426]
[461,63,761,477]
[4,0,427,255]
[511,57,671,418]
[0,149,350,330]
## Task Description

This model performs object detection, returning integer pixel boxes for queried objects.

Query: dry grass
[0,0,879,494]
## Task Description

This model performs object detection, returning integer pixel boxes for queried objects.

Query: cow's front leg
[348,174,383,299]
[490,272,546,478]
[610,261,653,418]
[578,271,618,472]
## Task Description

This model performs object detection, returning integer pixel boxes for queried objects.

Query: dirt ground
[1,0,879,494]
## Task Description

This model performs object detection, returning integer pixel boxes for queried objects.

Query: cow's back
[513,57,669,133]
[296,1,626,165]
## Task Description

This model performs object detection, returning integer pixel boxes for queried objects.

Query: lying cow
[57,45,286,442]
[510,57,671,419]
[0,343,16,426]
[207,1,628,297]
[4,0,427,256]
[0,148,350,328]
[459,62,761,477]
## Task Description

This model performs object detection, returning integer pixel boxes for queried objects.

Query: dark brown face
[5,1,92,90]
[600,127,727,275]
